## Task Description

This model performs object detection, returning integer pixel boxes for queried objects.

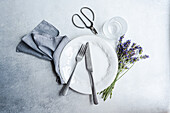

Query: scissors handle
[72,14,89,29]
[80,7,95,23]
[72,7,98,35]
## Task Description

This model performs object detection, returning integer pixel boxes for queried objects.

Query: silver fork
[62,44,87,96]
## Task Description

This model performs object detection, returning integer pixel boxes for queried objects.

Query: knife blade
[85,43,93,72]
[85,42,98,105]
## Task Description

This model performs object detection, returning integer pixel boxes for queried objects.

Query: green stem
[103,71,121,101]
[116,64,134,81]
[101,63,134,101]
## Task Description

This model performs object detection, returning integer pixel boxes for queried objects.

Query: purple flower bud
[139,47,143,54]
[125,66,129,69]
[134,45,140,49]
[131,43,136,48]
[140,55,149,59]
[123,40,131,47]
[129,48,134,51]
[119,35,124,43]
[130,60,134,64]
[145,55,149,58]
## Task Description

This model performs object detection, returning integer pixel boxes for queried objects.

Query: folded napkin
[16,20,70,84]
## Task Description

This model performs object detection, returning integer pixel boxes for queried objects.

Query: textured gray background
[0,0,170,113]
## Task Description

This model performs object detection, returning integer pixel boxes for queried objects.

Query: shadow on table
[50,61,62,84]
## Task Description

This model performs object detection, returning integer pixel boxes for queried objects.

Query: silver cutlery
[85,42,98,105]
[62,44,87,96]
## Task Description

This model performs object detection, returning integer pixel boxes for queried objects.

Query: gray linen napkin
[16,20,70,84]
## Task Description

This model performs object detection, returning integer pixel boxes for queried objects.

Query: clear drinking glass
[103,17,128,40]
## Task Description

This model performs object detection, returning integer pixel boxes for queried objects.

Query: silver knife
[85,42,98,105]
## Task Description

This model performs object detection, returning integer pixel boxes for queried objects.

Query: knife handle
[62,62,77,96]
[89,72,98,105]
[92,83,98,105]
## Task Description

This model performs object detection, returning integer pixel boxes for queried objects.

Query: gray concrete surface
[0,0,170,113]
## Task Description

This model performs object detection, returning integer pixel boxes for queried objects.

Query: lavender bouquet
[99,35,149,101]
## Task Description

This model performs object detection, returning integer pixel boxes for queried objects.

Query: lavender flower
[139,47,143,54]
[131,43,136,48]
[123,40,131,49]
[100,36,149,101]
[118,35,124,43]
[140,55,149,59]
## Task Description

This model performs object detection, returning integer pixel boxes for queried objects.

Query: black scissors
[72,7,98,35]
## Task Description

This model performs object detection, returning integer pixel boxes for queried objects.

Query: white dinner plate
[59,35,118,94]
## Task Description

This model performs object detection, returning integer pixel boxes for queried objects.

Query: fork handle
[62,62,78,96]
